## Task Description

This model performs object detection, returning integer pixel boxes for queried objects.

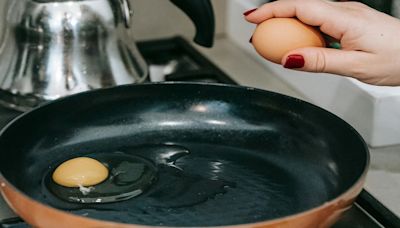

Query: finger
[281,47,373,80]
[245,0,347,39]
[245,0,334,24]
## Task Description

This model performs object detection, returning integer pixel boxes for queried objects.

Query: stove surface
[0,37,398,228]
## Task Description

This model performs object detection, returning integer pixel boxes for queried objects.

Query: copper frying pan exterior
[0,83,370,228]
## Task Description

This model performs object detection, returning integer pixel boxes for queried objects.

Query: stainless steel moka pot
[0,0,215,110]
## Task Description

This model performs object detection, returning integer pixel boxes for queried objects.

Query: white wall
[131,0,227,41]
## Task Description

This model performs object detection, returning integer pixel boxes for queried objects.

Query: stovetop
[0,36,399,228]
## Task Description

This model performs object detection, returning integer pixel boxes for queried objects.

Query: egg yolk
[52,157,109,188]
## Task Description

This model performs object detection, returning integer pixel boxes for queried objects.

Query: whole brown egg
[252,18,326,64]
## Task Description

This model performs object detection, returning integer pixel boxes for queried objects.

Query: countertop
[196,36,400,217]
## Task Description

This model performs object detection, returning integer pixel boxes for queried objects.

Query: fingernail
[249,36,253,43]
[243,8,257,16]
[284,55,305,69]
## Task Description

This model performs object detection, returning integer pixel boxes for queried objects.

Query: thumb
[281,47,371,78]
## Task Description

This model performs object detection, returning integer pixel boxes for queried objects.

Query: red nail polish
[249,36,253,43]
[284,55,305,69]
[243,8,257,16]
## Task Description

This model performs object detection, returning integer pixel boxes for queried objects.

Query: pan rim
[0,82,370,227]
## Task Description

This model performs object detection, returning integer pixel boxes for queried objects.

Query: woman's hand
[244,0,400,86]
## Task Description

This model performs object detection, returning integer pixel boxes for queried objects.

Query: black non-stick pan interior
[0,83,368,226]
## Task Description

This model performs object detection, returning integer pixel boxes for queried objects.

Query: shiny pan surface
[0,83,369,228]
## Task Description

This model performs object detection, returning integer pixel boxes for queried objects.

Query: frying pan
[0,83,369,228]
